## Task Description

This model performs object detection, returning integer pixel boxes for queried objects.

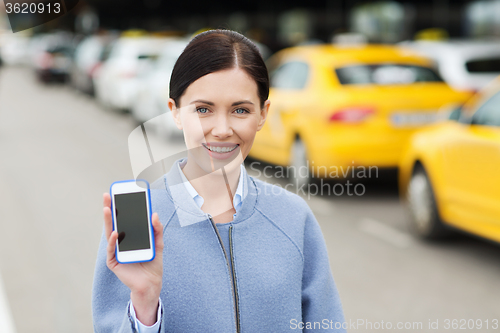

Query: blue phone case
[109,179,155,264]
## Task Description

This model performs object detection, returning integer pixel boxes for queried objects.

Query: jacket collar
[164,157,256,227]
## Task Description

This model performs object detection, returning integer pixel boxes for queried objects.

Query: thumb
[152,213,164,251]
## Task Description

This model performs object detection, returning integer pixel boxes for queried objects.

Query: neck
[181,157,241,208]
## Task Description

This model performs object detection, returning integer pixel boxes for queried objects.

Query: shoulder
[251,176,310,209]
[149,175,176,225]
[250,176,313,229]
[150,175,171,201]
[150,174,167,191]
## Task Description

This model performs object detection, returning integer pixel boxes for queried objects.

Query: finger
[104,205,113,241]
[152,213,164,250]
[152,213,163,245]
[106,230,118,269]
[103,192,111,208]
[103,192,113,240]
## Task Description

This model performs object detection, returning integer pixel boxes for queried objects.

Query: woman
[92,29,346,333]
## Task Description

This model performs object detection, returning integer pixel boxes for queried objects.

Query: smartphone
[109,179,155,264]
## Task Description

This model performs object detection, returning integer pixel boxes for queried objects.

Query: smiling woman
[92,29,346,333]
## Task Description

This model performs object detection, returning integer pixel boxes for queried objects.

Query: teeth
[204,144,238,153]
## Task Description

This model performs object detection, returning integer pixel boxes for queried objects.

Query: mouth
[202,143,239,153]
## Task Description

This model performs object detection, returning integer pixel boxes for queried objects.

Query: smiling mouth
[202,143,239,153]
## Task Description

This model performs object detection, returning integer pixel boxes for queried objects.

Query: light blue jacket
[92,157,346,332]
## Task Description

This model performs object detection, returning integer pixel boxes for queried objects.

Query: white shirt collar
[176,160,245,213]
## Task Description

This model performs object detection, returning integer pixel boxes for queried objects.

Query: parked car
[131,38,188,139]
[28,31,73,68]
[0,31,31,66]
[28,31,77,83]
[248,44,472,186]
[70,32,118,95]
[34,44,75,83]
[399,39,500,92]
[254,41,271,60]
[93,34,169,111]
[399,75,500,243]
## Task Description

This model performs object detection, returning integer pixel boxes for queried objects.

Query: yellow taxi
[399,76,500,242]
[249,44,472,184]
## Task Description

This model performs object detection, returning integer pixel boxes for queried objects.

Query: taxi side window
[471,91,500,127]
[270,61,309,90]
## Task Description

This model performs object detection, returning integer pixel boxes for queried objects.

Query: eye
[234,108,249,114]
[196,107,210,114]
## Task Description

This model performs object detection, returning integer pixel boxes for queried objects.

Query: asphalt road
[0,67,499,333]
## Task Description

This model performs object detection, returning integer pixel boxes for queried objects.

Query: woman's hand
[103,193,164,326]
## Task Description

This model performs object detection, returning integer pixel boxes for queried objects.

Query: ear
[168,98,183,130]
[256,99,270,131]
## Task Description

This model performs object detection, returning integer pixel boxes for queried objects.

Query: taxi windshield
[335,64,443,85]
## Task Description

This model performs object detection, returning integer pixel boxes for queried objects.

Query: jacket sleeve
[91,228,165,333]
[301,208,347,332]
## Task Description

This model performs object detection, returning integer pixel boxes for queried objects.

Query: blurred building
[77,1,493,48]
[4,0,500,51]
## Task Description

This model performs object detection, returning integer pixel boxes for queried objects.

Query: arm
[129,298,162,333]
[302,208,346,332]
[92,229,142,333]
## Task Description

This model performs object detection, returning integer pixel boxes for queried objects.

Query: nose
[211,113,233,138]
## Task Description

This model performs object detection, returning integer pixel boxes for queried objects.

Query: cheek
[235,117,260,144]
[181,114,207,142]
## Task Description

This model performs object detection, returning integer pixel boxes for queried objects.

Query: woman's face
[169,67,270,175]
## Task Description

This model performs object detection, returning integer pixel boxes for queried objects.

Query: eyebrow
[190,99,254,106]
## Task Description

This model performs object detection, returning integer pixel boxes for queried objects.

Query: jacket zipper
[228,225,240,333]
[208,214,240,333]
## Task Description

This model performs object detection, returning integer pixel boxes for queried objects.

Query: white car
[0,31,31,66]
[70,33,117,94]
[93,36,169,111]
[399,39,500,92]
[27,31,73,68]
[131,38,188,139]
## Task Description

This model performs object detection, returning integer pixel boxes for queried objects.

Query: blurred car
[93,34,169,111]
[399,39,500,92]
[70,32,118,95]
[0,31,31,66]
[131,38,188,138]
[28,31,73,68]
[34,44,75,83]
[248,44,472,185]
[254,41,271,60]
[399,76,500,242]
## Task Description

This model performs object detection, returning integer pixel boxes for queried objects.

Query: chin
[189,150,243,175]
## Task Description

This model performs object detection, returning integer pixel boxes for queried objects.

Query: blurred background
[0,0,500,332]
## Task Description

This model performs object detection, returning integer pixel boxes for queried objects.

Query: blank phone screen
[114,192,151,251]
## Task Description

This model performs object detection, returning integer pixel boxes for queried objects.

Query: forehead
[181,68,259,103]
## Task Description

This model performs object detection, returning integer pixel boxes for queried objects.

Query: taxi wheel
[406,166,450,239]
[289,138,313,188]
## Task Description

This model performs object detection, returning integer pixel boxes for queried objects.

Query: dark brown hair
[169,29,269,109]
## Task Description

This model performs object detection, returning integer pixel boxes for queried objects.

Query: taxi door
[442,91,500,237]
